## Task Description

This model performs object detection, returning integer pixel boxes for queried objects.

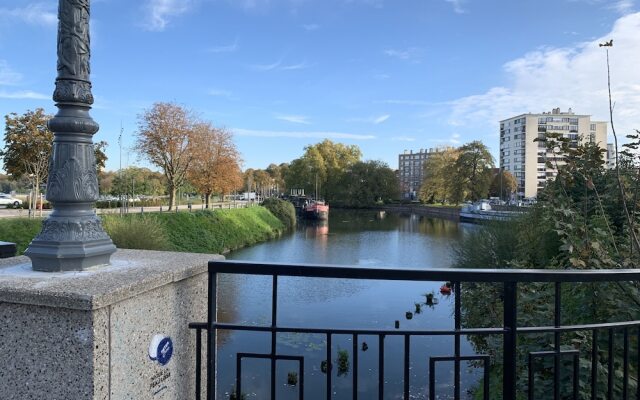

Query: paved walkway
[0,201,251,218]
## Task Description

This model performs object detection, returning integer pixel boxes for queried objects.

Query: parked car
[0,194,22,207]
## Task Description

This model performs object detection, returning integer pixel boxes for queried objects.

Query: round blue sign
[156,337,173,366]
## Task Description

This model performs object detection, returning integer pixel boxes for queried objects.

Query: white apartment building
[500,108,608,199]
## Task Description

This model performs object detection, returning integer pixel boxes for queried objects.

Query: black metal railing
[189,260,640,399]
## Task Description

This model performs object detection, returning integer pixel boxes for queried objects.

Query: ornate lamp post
[25,0,116,272]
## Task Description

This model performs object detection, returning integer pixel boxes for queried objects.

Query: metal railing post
[207,268,217,399]
[503,281,517,399]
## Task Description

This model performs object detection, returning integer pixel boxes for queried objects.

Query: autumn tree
[187,123,242,207]
[2,109,107,211]
[489,169,518,200]
[135,102,196,210]
[419,147,460,204]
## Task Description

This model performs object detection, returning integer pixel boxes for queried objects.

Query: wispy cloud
[207,38,239,53]
[0,90,48,100]
[348,114,391,124]
[281,61,313,70]
[249,59,312,71]
[143,0,192,31]
[234,128,375,140]
[383,47,422,62]
[250,60,283,71]
[0,60,22,86]
[303,23,320,31]
[0,3,57,27]
[444,0,466,14]
[446,12,640,144]
[276,115,311,124]
[608,0,636,14]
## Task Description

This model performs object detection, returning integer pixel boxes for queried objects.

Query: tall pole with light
[25,0,116,272]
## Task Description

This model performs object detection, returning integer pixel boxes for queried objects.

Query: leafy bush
[261,198,296,230]
[102,214,170,250]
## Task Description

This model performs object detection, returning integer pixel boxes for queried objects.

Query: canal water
[218,209,480,399]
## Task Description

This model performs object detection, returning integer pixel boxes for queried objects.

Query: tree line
[4,105,509,209]
[2,103,243,211]
[247,139,400,207]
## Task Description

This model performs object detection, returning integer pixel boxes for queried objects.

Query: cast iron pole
[26,0,116,271]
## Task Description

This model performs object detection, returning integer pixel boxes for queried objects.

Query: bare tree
[136,102,196,210]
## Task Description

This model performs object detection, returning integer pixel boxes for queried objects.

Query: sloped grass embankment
[0,207,284,255]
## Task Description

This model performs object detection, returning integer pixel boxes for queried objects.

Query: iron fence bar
[518,320,640,333]
[637,328,640,400]
[196,327,202,400]
[192,320,640,335]
[454,281,461,400]
[207,270,217,400]
[379,334,384,400]
[572,353,579,400]
[404,334,410,400]
[271,275,278,400]
[236,353,242,400]
[528,350,580,399]
[428,357,435,400]
[528,353,534,400]
[327,333,332,400]
[300,356,305,400]
[503,281,517,400]
[209,260,640,283]
[483,357,490,400]
[200,322,506,336]
[623,327,629,400]
[353,334,358,400]
[592,329,598,400]
[608,329,614,400]
[554,282,561,400]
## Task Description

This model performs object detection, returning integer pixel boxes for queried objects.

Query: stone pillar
[0,249,219,399]
[25,0,116,272]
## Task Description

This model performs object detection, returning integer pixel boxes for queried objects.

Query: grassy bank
[0,207,285,255]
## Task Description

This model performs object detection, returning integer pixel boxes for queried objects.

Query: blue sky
[1,0,639,172]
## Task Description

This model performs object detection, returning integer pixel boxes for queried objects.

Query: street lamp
[25,0,116,272]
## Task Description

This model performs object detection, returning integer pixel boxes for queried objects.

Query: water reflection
[219,209,480,399]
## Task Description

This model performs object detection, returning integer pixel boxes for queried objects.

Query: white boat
[459,200,521,223]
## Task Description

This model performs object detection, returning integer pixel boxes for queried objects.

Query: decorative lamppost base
[26,215,116,272]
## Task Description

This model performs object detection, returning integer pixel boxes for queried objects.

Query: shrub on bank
[102,214,170,250]
[261,198,296,230]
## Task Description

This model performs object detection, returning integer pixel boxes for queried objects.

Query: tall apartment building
[500,108,607,199]
[398,148,447,200]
